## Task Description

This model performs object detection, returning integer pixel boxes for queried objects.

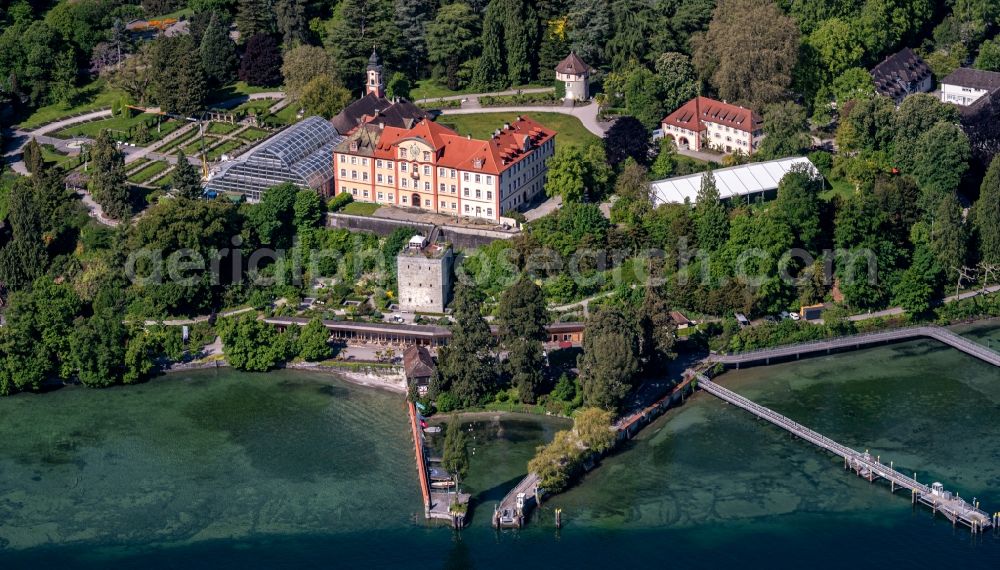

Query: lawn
[410,79,550,101]
[207,82,284,106]
[821,176,855,201]
[204,139,243,161]
[233,99,274,116]
[155,171,175,188]
[18,79,122,130]
[207,121,240,135]
[183,135,216,155]
[271,104,301,124]
[240,127,270,141]
[340,202,381,216]
[436,112,598,148]
[157,128,200,153]
[129,161,170,184]
[54,112,177,143]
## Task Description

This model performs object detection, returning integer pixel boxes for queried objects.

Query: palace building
[661,96,764,156]
[332,115,556,223]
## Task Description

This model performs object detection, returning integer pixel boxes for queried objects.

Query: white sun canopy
[651,156,819,205]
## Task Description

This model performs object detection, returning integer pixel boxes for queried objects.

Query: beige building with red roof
[333,116,556,223]
[661,96,764,156]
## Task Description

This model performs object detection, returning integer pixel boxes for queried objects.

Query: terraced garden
[128,161,170,184]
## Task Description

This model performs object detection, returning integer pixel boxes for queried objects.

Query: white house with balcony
[940,68,1000,107]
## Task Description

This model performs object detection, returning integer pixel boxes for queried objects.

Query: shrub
[328,192,354,212]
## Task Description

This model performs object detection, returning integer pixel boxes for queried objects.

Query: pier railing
[696,375,993,531]
[711,325,1000,367]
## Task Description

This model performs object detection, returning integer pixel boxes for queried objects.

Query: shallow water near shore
[1,324,999,568]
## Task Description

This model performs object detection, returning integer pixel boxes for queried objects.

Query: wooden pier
[696,375,994,533]
[407,402,469,528]
[709,325,1000,368]
[493,472,540,529]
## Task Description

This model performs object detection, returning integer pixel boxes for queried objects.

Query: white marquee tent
[650,156,820,205]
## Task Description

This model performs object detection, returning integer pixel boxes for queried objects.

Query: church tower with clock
[366,47,385,98]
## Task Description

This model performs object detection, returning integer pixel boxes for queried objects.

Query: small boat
[423,426,442,434]
[431,481,455,489]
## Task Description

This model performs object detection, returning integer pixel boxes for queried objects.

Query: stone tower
[366,47,385,98]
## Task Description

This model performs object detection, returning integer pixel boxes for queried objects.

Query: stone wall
[326,213,515,250]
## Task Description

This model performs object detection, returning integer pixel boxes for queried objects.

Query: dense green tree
[324,0,403,91]
[606,1,655,71]
[577,308,639,411]
[975,38,1000,72]
[171,151,202,200]
[604,116,650,168]
[432,283,497,407]
[426,2,480,90]
[298,318,332,361]
[393,0,435,76]
[281,45,336,100]
[831,67,876,103]
[806,18,863,81]
[773,164,822,252]
[239,33,283,87]
[621,65,666,129]
[975,156,1000,265]
[69,310,128,387]
[891,94,960,174]
[929,192,967,272]
[245,182,298,247]
[274,0,308,49]
[22,138,44,175]
[385,72,411,100]
[442,420,470,479]
[836,95,896,152]
[200,13,237,86]
[236,0,276,40]
[892,243,938,315]
[566,0,611,65]
[497,278,549,342]
[473,0,539,88]
[299,75,352,119]
[293,189,324,233]
[654,52,698,116]
[507,337,545,403]
[637,285,675,368]
[89,131,130,220]
[220,314,293,371]
[151,35,207,117]
[0,180,48,290]
[694,172,729,252]
[544,145,588,202]
[910,122,970,210]
[651,137,676,179]
[692,0,799,109]
[757,101,810,160]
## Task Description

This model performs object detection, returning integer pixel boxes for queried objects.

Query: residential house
[940,68,1000,109]
[661,96,764,155]
[870,48,933,104]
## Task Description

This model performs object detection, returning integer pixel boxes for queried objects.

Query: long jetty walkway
[709,325,1000,368]
[493,472,541,529]
[697,375,995,532]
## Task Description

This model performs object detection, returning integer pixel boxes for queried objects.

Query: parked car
[779,311,791,320]
[789,312,801,321]
[764,315,779,324]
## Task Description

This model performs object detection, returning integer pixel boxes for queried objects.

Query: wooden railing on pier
[697,375,994,532]
[407,401,432,515]
[709,325,1000,368]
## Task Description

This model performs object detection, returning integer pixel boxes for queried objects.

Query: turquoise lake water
[0,323,998,568]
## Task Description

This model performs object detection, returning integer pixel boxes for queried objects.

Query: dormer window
[400,148,407,159]
[473,157,483,169]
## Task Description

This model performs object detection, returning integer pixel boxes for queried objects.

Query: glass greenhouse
[204,116,342,201]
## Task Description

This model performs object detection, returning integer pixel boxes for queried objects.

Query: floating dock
[697,375,994,533]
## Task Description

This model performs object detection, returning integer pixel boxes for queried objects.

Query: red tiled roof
[370,117,556,175]
[661,96,762,133]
